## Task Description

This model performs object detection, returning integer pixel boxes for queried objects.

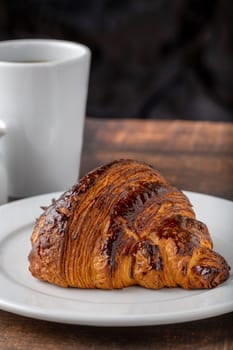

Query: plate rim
[0,191,232,326]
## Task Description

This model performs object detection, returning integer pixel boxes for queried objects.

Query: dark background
[0,0,233,121]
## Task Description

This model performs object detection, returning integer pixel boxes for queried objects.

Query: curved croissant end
[28,159,230,289]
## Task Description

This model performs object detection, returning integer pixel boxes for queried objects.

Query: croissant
[28,159,230,289]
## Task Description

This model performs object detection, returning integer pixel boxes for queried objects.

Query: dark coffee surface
[2,60,50,63]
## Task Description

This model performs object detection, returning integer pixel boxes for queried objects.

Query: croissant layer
[28,159,230,289]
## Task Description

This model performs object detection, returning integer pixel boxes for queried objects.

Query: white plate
[0,191,232,327]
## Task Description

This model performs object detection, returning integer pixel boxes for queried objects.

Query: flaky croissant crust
[29,159,230,289]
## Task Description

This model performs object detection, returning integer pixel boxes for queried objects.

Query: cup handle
[0,120,7,204]
[0,120,7,137]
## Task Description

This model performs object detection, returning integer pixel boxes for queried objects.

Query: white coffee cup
[0,39,91,202]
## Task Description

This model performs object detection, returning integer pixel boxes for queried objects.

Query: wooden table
[1,117,233,350]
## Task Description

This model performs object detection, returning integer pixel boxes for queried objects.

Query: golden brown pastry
[28,159,230,289]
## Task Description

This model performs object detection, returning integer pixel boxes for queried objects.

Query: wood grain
[0,310,232,350]
[81,118,233,200]
[0,117,232,350]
